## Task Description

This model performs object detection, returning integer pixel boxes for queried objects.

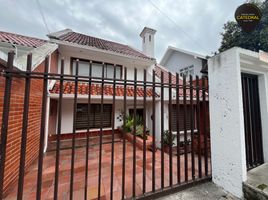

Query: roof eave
[51,39,156,64]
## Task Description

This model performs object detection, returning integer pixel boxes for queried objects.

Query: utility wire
[149,0,211,55]
[36,0,50,34]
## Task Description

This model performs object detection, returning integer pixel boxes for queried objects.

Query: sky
[0,0,245,61]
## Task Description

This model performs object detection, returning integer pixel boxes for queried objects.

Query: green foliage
[219,0,268,52]
[163,130,176,146]
[123,115,150,139]
[135,125,150,140]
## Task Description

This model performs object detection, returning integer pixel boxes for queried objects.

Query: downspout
[43,54,52,153]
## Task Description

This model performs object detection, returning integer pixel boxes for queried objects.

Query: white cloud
[0,0,245,61]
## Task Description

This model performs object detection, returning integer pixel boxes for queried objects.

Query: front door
[241,73,264,170]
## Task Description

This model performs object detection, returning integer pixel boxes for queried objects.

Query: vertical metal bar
[121,67,127,199]
[254,77,264,164]
[168,72,173,186]
[84,61,92,200]
[196,76,202,178]
[132,68,137,197]
[36,56,49,200]
[160,71,164,188]
[0,52,14,200]
[53,60,64,200]
[249,77,257,166]
[70,59,79,200]
[142,69,147,194]
[246,77,253,167]
[183,75,188,182]
[241,76,249,169]
[176,73,181,184]
[98,63,105,199]
[110,64,116,200]
[152,70,156,192]
[202,77,208,176]
[17,54,32,200]
[189,75,195,180]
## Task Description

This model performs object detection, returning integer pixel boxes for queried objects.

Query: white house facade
[160,46,207,78]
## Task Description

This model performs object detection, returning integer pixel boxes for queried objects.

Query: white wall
[57,45,154,81]
[163,51,203,77]
[59,98,155,134]
[208,47,247,198]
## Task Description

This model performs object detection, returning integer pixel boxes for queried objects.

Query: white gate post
[208,47,247,198]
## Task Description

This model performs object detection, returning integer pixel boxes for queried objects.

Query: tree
[219,0,268,52]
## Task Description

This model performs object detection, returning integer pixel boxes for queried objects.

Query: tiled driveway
[5,136,211,200]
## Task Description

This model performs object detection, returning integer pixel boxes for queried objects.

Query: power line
[148,0,211,55]
[36,0,50,34]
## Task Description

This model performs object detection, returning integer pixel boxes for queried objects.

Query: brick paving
[4,138,211,200]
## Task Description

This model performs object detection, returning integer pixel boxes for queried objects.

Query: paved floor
[4,138,211,200]
[157,182,240,200]
[244,163,268,199]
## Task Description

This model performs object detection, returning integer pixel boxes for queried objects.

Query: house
[160,46,208,78]
[46,27,157,141]
[46,27,209,149]
[0,28,209,199]
[0,31,58,196]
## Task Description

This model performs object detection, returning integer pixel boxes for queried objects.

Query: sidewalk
[157,182,239,200]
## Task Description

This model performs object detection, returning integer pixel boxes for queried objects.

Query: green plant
[163,130,175,146]
[135,125,150,140]
[123,115,143,132]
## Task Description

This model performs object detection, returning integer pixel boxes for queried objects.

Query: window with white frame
[71,58,122,79]
[179,65,194,77]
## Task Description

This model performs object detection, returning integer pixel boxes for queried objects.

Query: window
[129,109,144,120]
[76,104,112,130]
[143,36,145,43]
[72,59,122,79]
[149,35,151,42]
[179,65,194,78]
[171,105,195,132]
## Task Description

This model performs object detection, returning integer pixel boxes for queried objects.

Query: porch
[4,136,211,200]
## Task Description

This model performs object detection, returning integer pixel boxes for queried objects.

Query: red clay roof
[0,31,46,48]
[50,81,158,97]
[51,30,151,60]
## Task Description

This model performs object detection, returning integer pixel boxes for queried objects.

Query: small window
[143,36,145,43]
[76,104,112,130]
[149,35,151,42]
[171,105,196,131]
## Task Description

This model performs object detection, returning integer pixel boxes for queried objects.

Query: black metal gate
[0,52,211,200]
[241,73,264,170]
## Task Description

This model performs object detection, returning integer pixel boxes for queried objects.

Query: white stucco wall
[162,51,203,77]
[59,98,155,134]
[208,47,247,198]
[57,45,155,81]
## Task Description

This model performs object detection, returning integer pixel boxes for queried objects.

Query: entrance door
[241,73,264,170]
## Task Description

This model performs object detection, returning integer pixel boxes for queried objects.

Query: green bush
[163,130,175,146]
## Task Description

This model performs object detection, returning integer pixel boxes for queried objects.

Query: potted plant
[163,130,176,153]
[121,115,153,150]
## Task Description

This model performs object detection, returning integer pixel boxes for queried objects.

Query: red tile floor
[4,136,211,200]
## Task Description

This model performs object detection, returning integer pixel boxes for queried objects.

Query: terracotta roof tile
[0,31,46,48]
[55,31,151,60]
[50,81,159,98]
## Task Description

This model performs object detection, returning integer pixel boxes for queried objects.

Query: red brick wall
[0,50,58,196]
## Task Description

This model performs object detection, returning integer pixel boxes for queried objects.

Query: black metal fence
[0,52,211,200]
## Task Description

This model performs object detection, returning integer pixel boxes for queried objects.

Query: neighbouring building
[0,31,58,195]
[160,46,208,79]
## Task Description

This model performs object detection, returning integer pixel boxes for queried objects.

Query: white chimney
[140,27,156,58]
